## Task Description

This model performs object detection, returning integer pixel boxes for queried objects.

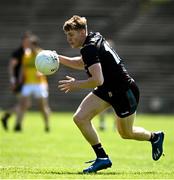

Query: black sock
[150,132,158,142]
[2,112,11,120]
[92,143,108,158]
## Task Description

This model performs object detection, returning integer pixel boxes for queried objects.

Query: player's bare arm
[58,62,104,93]
[9,58,18,84]
[58,55,84,70]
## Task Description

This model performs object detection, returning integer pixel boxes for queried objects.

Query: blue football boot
[83,157,112,173]
[151,131,164,161]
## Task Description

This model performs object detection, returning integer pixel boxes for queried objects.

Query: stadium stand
[0,0,174,113]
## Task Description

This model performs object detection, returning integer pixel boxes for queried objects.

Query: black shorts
[93,81,140,118]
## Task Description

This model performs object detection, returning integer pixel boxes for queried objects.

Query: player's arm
[58,55,84,70]
[58,63,104,93]
[9,58,18,85]
[76,63,104,88]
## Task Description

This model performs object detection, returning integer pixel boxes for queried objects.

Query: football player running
[58,15,164,173]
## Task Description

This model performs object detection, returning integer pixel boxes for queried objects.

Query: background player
[13,35,51,132]
[1,31,32,130]
[58,15,164,173]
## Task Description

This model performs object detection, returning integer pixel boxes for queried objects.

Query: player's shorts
[93,81,139,118]
[21,84,48,98]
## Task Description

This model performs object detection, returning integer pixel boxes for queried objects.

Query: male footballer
[58,15,164,173]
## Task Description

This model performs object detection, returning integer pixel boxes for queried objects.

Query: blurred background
[0,0,174,114]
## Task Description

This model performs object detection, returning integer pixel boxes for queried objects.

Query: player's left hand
[58,76,79,93]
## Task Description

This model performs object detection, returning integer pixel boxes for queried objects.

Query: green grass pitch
[0,112,174,179]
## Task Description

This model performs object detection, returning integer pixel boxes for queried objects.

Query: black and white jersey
[80,32,133,92]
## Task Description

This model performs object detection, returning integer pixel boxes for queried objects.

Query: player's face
[65,30,86,48]
[22,37,31,49]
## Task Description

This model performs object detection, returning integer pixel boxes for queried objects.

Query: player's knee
[118,130,133,139]
[73,113,85,126]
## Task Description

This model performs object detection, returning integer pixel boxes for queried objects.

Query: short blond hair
[63,15,87,32]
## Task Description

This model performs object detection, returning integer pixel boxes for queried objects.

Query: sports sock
[2,112,11,120]
[149,132,158,142]
[92,143,108,158]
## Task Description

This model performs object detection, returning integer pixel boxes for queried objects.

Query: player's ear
[80,29,86,36]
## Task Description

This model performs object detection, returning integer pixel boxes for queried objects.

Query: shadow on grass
[2,167,172,176]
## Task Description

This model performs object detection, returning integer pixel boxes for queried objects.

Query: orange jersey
[22,48,47,85]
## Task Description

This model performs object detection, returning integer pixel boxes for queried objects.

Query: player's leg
[73,92,112,173]
[1,94,20,130]
[116,113,164,160]
[116,113,151,140]
[99,111,106,131]
[35,84,50,132]
[1,110,12,130]
[37,97,50,132]
[73,92,110,145]
[113,80,164,160]
[14,95,30,131]
[14,85,31,131]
